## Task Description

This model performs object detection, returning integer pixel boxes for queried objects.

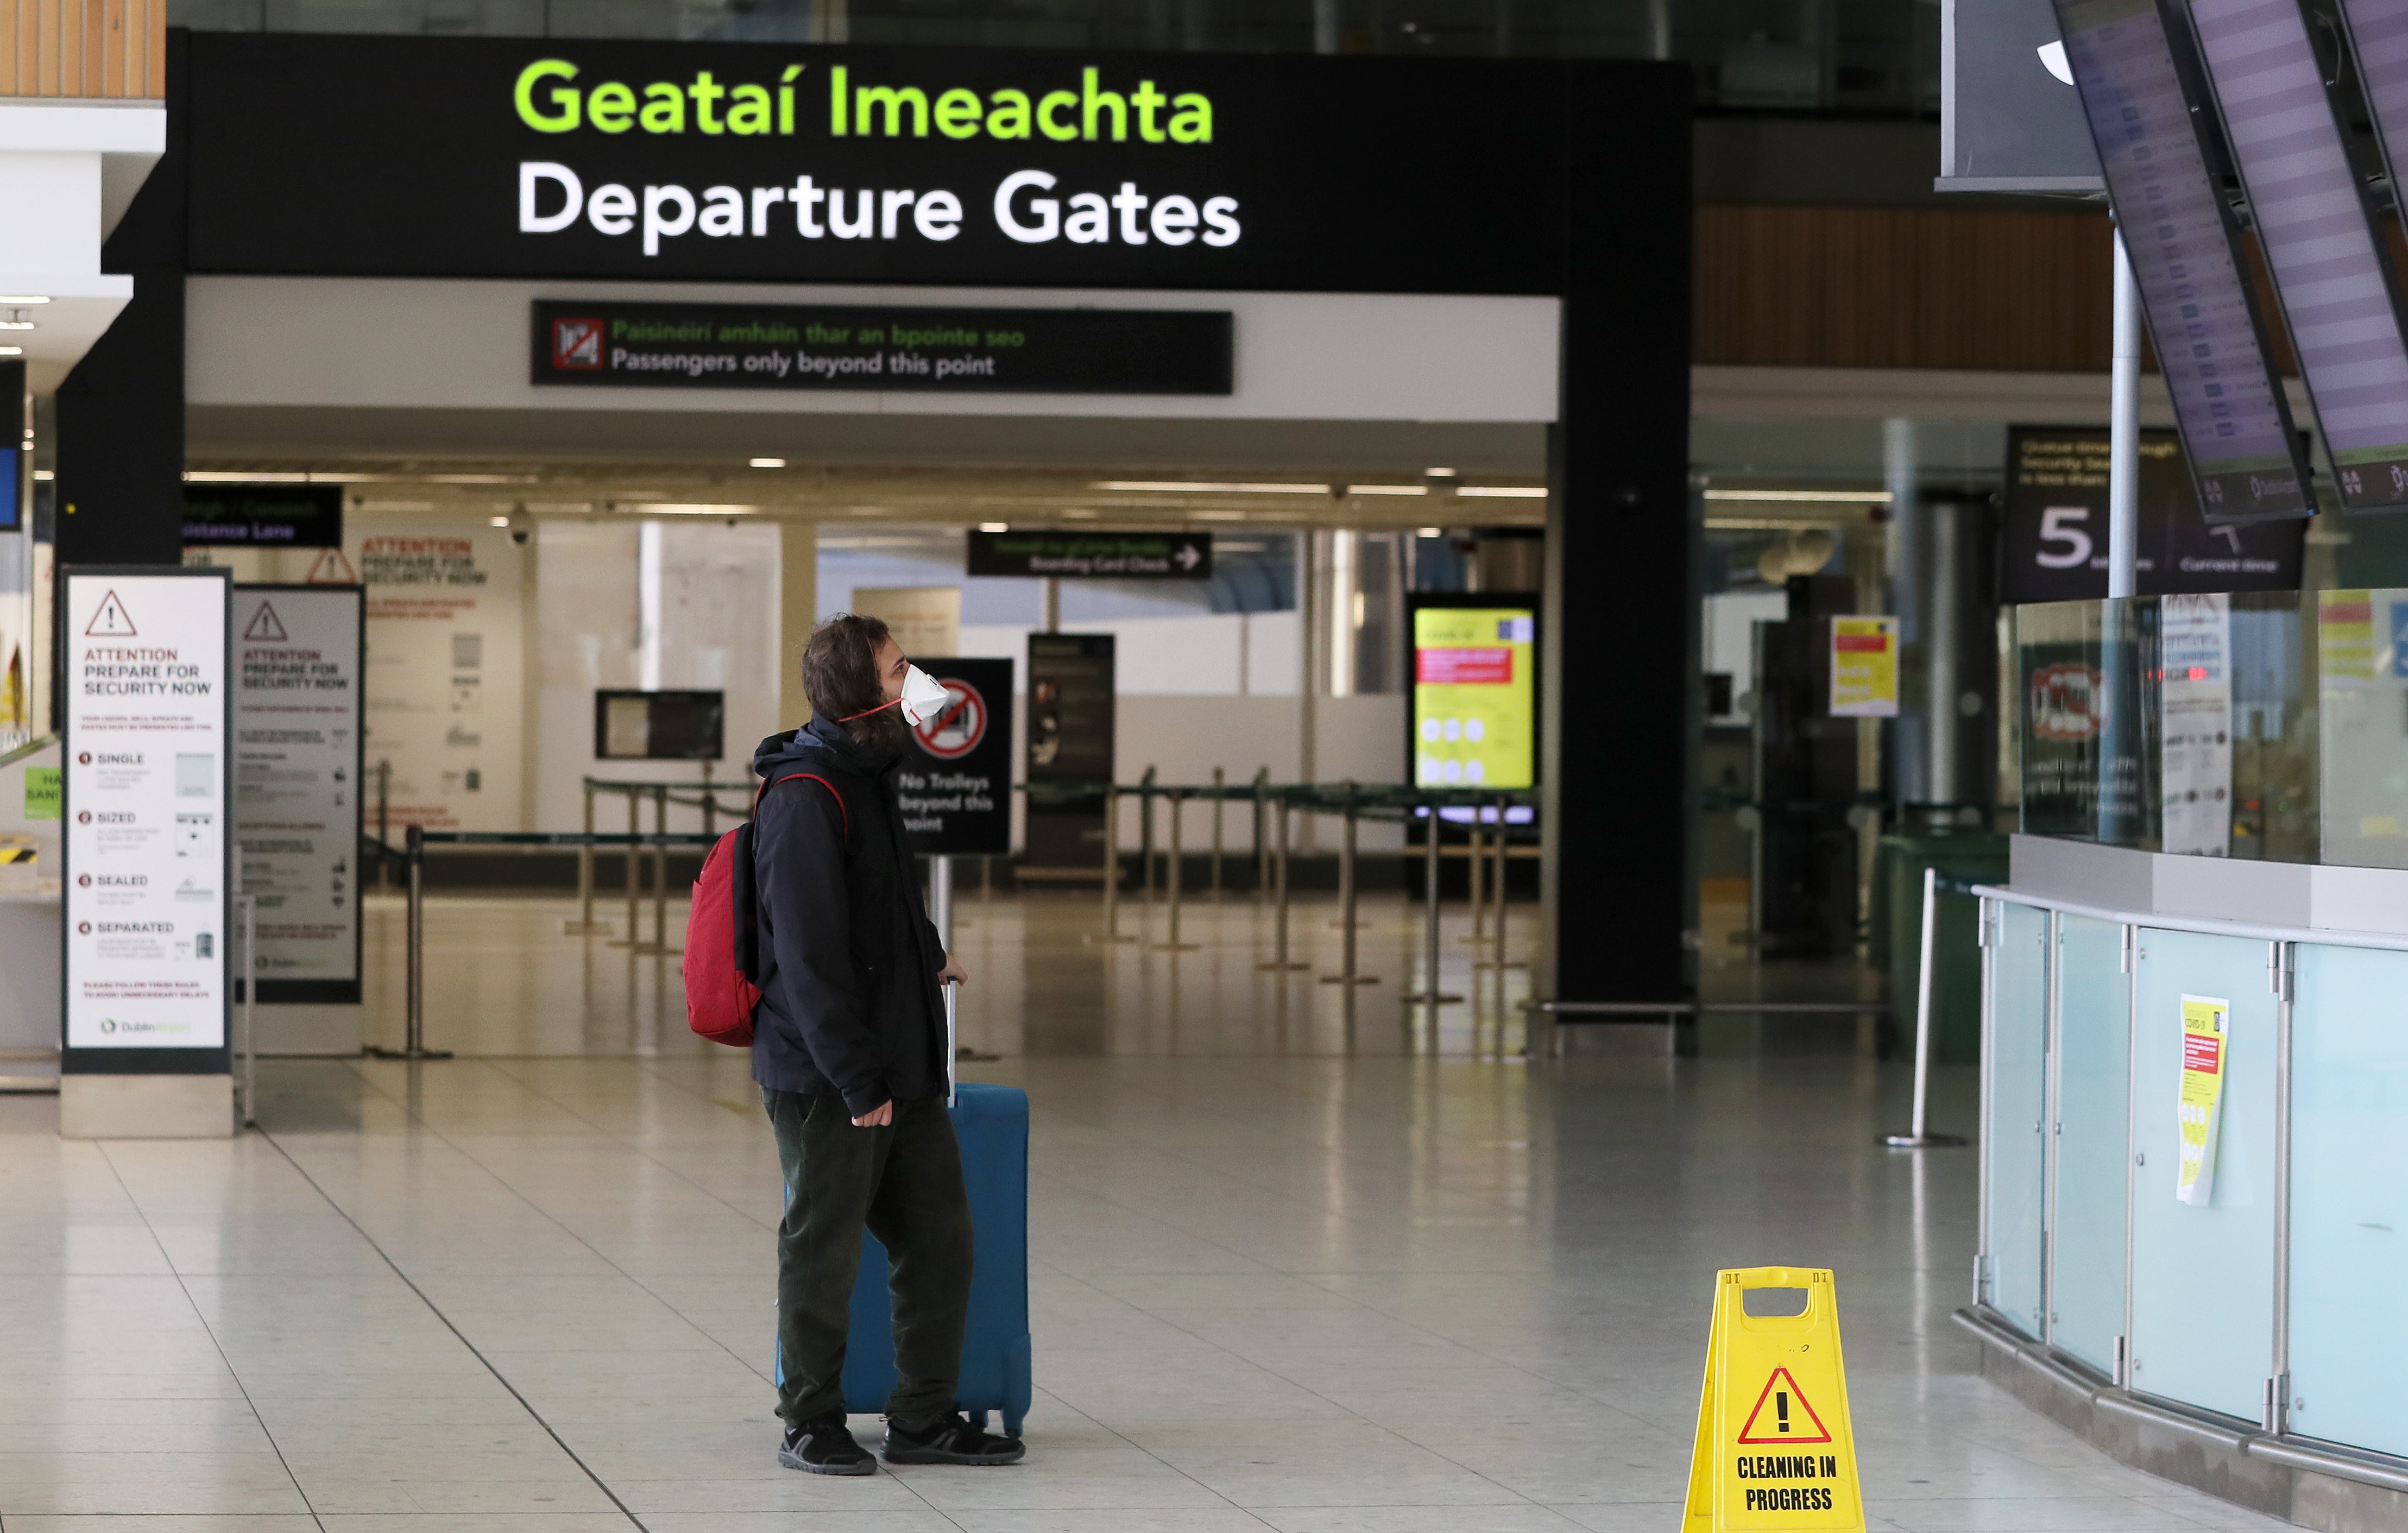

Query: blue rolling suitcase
[839,1080,1031,1435]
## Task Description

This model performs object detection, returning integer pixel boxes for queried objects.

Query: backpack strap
[758,771,848,836]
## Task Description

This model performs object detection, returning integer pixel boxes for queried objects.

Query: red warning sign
[84,589,136,637]
[1736,1367,1832,1444]
[242,601,289,642]
[912,677,988,760]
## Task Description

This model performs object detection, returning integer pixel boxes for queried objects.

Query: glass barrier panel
[2286,942,2408,1459]
[1987,900,2050,1338]
[2129,928,2278,1422]
[2316,588,2408,869]
[2051,912,2130,1376]
[2015,599,2157,851]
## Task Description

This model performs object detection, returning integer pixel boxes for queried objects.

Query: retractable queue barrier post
[1405,803,1461,1007]
[237,892,257,1128]
[1493,798,1516,969]
[612,787,642,948]
[648,785,672,955]
[1467,804,1488,956]
[1098,785,1137,943]
[1157,788,1198,952]
[371,823,453,1061]
[1139,766,1159,909]
[375,760,392,893]
[930,854,954,957]
[1259,793,1306,971]
[1209,766,1225,899]
[1323,784,1376,987]
[1882,866,1969,1150]
[1253,767,1271,901]
[565,779,606,936]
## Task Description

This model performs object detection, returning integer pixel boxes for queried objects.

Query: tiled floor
[0,889,2293,1531]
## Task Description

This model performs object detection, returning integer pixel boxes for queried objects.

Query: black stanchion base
[368,1047,456,1061]
[1881,1133,1968,1149]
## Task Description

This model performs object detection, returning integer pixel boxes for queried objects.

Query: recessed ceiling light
[1348,484,1427,496]
[0,296,49,305]
[185,470,310,483]
[0,321,32,331]
[0,346,20,357]
[978,521,1008,532]
[750,457,787,468]
[1425,466,1458,477]
[1416,526,1444,538]
[489,515,512,527]
[32,469,53,481]
[1091,480,1331,494]
[1458,485,1547,499]
[613,502,758,515]
[1704,489,1893,503]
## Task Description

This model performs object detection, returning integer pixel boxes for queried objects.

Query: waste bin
[1871,831,2008,1066]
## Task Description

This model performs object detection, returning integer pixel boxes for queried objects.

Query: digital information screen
[1412,606,1535,790]
[2190,0,2408,512]
[2055,0,2314,521]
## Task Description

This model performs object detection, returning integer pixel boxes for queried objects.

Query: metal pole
[2108,228,2141,602]
[943,979,959,1108]
[1158,789,1197,951]
[1322,783,1375,985]
[371,823,451,1061]
[1884,865,1965,1149]
[613,786,641,947]
[651,784,670,955]
[931,853,953,956]
[238,893,257,1127]
[566,779,603,935]
[1405,802,1460,1006]
[1467,804,1487,951]
[1253,766,1270,900]
[1098,784,1136,944]
[1492,797,1516,968]
[701,760,716,838]
[1209,766,1225,898]
[1259,794,1304,970]
[376,759,390,893]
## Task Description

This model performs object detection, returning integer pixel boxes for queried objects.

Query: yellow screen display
[1413,606,1535,788]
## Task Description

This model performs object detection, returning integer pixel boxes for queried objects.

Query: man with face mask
[752,613,1025,1474]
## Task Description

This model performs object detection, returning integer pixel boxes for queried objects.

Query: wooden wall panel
[0,0,160,97]
[1697,205,2120,373]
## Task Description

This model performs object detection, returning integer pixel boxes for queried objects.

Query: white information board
[233,585,362,997]
[62,569,230,1053]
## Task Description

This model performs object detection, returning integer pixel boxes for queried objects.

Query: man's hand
[852,1100,894,1128]
[938,955,968,987]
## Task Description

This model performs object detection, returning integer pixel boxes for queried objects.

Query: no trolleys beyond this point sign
[1685,1267,1864,1533]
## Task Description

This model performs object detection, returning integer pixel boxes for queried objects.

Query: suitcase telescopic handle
[944,980,959,1108]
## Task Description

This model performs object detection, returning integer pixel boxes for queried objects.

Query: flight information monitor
[2189,0,2408,512]
[1411,600,1537,790]
[2053,0,2315,521]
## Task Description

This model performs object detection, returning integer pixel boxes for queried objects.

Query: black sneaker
[882,1410,1026,1466]
[779,1413,875,1475]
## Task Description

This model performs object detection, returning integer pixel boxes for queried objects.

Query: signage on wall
[232,585,364,1002]
[178,35,1627,295]
[595,690,727,760]
[968,529,1209,579]
[1827,617,1899,718]
[1024,632,1113,869]
[2000,427,2304,604]
[533,300,1231,394]
[183,484,345,548]
[899,658,1012,856]
[1410,600,1537,790]
[61,568,231,1061]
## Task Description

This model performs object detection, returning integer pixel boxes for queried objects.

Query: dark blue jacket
[749,718,948,1113]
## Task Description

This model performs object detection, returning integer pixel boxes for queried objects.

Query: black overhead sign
[968,529,1209,579]
[532,300,1231,393]
[1999,426,2304,604]
[182,484,345,548]
[174,34,1658,295]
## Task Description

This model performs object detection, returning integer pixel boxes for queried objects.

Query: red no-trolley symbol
[913,678,987,760]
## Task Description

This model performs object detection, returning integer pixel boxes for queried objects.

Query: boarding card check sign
[234,586,363,1000]
[63,570,232,1052]
[2177,994,2230,1206]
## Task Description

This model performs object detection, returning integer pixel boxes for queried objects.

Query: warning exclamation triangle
[1736,1366,1833,1444]
[243,601,289,641]
[84,590,136,637]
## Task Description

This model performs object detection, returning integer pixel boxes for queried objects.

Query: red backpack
[684,772,846,1047]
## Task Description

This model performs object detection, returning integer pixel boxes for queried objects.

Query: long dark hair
[802,613,902,747]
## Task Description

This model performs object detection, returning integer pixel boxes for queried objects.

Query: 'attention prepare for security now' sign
[532,300,1231,393]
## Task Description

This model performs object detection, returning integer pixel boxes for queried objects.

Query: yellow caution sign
[1683,1267,1864,1533]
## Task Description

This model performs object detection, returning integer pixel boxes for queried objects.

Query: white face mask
[898,664,953,728]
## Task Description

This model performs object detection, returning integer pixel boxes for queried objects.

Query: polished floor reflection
[0,888,2293,1531]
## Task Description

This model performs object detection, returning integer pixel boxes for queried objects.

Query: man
[752,613,1025,1473]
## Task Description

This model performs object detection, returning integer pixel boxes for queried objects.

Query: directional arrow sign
[967,530,1214,581]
